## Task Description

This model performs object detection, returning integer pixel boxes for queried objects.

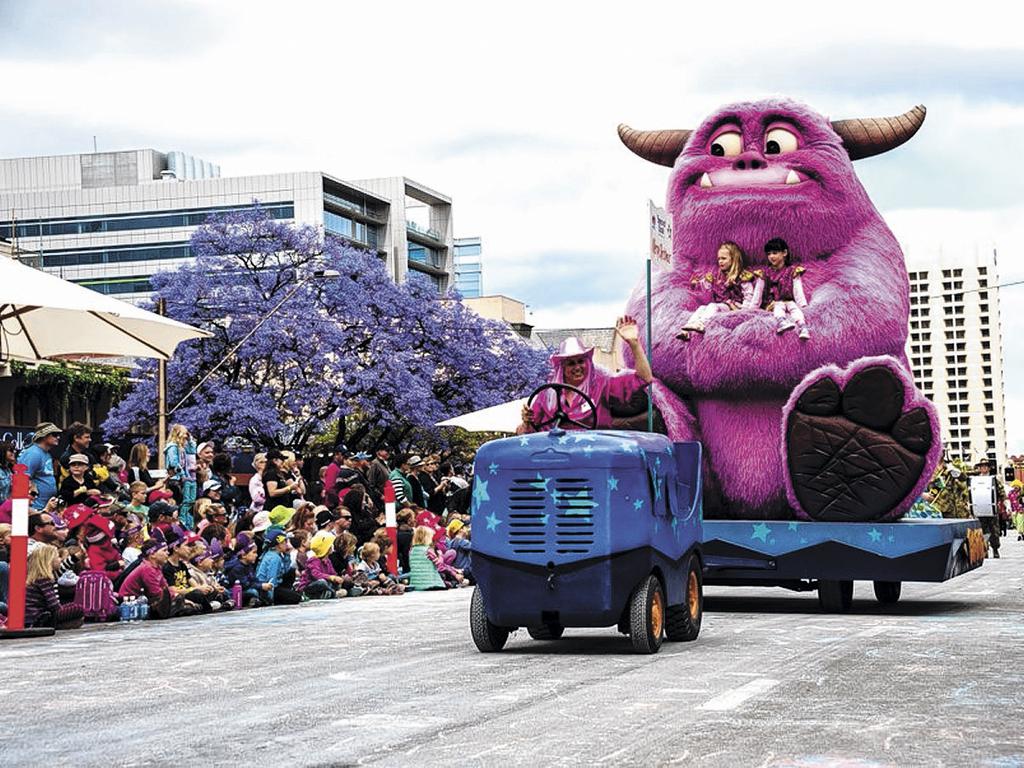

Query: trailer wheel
[818,579,854,613]
[666,555,703,642]
[873,580,902,604]
[528,624,564,640]
[628,574,665,654]
[470,587,510,652]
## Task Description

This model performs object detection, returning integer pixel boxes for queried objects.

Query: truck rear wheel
[873,580,902,604]
[666,555,703,642]
[470,587,510,652]
[629,574,665,654]
[818,579,854,613]
[528,624,564,640]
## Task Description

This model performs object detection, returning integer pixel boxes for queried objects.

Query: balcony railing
[406,220,444,241]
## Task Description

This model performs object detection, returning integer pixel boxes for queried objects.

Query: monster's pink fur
[623,98,938,520]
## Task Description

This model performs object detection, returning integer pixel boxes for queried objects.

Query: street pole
[0,464,55,639]
[157,297,167,469]
[646,257,653,433]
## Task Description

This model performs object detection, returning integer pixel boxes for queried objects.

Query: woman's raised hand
[615,315,640,343]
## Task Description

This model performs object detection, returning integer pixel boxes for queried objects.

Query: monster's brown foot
[786,364,933,522]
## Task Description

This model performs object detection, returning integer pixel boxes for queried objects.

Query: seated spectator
[59,453,100,507]
[163,532,215,613]
[290,530,311,575]
[354,541,404,595]
[396,509,415,574]
[83,517,124,576]
[255,526,301,605]
[408,525,445,591]
[289,501,317,535]
[24,543,84,630]
[329,531,358,589]
[296,531,346,599]
[209,453,238,512]
[223,540,263,607]
[186,547,231,611]
[147,501,177,541]
[118,539,194,619]
[268,504,294,530]
[121,523,145,564]
[446,520,473,583]
[0,523,10,614]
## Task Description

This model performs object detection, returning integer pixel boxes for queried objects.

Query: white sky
[1,0,1022,450]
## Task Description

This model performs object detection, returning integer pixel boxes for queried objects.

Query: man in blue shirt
[17,422,61,510]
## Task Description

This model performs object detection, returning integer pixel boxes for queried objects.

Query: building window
[0,201,294,239]
[42,242,191,269]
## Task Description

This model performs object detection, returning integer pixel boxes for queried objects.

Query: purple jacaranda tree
[102,207,548,449]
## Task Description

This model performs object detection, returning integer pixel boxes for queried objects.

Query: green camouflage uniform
[929,468,970,520]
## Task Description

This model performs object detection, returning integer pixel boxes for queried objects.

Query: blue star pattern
[752,523,771,542]
[633,498,644,511]
[485,513,502,532]
[519,437,529,447]
[573,434,596,443]
[473,478,491,509]
[539,514,549,525]
[867,528,882,543]
[787,522,800,531]
[534,473,551,492]
[607,476,619,491]
[488,462,499,476]
[653,477,663,501]
[558,435,571,445]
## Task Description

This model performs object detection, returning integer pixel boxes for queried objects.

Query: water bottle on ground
[137,596,149,621]
[128,596,138,623]
[232,581,243,609]
[119,598,131,623]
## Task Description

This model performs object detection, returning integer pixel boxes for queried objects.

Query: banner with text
[649,200,672,269]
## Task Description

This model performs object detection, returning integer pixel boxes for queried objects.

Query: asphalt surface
[2,538,1023,767]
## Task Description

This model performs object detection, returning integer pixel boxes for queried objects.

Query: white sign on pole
[648,200,672,269]
[970,475,995,517]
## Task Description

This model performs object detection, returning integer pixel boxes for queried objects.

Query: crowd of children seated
[0,422,474,631]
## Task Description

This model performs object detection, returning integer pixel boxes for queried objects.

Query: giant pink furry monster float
[619,99,940,522]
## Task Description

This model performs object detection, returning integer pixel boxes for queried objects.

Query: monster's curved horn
[831,105,927,161]
[617,124,692,167]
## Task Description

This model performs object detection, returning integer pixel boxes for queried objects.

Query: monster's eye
[765,127,799,155]
[709,131,742,157]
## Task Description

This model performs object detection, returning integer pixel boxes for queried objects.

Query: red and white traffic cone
[1,464,55,638]
[383,482,399,577]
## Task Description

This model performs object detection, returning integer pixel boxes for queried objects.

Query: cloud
[0,0,220,60]
[431,132,570,159]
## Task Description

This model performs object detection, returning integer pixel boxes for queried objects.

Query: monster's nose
[732,151,767,171]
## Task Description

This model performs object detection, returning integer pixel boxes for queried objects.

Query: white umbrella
[436,398,527,433]
[0,256,210,361]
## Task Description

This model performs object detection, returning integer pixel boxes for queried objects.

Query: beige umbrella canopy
[0,255,211,362]
[436,398,527,434]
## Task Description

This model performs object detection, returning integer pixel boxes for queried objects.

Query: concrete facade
[905,248,1008,467]
[0,150,455,300]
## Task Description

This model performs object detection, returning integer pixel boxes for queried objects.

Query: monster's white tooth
[785,170,800,185]
[700,173,713,188]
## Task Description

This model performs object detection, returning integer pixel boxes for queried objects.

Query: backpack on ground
[73,570,118,622]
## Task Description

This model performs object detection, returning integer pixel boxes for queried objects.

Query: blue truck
[469,386,986,651]
[470,412,704,654]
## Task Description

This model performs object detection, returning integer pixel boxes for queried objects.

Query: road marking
[698,677,779,711]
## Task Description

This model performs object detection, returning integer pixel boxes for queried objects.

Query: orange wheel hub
[651,589,664,637]
[687,570,700,619]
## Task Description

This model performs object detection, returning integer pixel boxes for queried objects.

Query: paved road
[2,539,1023,767]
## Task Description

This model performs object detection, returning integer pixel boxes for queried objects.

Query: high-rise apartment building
[905,248,1007,467]
[453,236,483,298]
[0,150,455,299]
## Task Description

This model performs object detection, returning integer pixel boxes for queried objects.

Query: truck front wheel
[470,587,510,652]
[666,555,703,642]
[629,574,666,654]
[818,579,854,613]
[873,580,902,604]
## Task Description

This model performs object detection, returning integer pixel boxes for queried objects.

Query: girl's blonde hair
[0,523,11,543]
[411,525,435,547]
[129,442,149,468]
[337,531,357,557]
[26,543,58,584]
[168,424,189,449]
[361,541,380,560]
[193,498,213,521]
[718,241,744,284]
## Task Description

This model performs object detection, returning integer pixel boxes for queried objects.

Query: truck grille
[507,477,596,555]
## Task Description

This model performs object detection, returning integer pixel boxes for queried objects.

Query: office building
[0,150,455,300]
[905,248,1008,467]
[453,236,483,297]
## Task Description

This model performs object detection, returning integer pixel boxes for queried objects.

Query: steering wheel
[526,383,598,431]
